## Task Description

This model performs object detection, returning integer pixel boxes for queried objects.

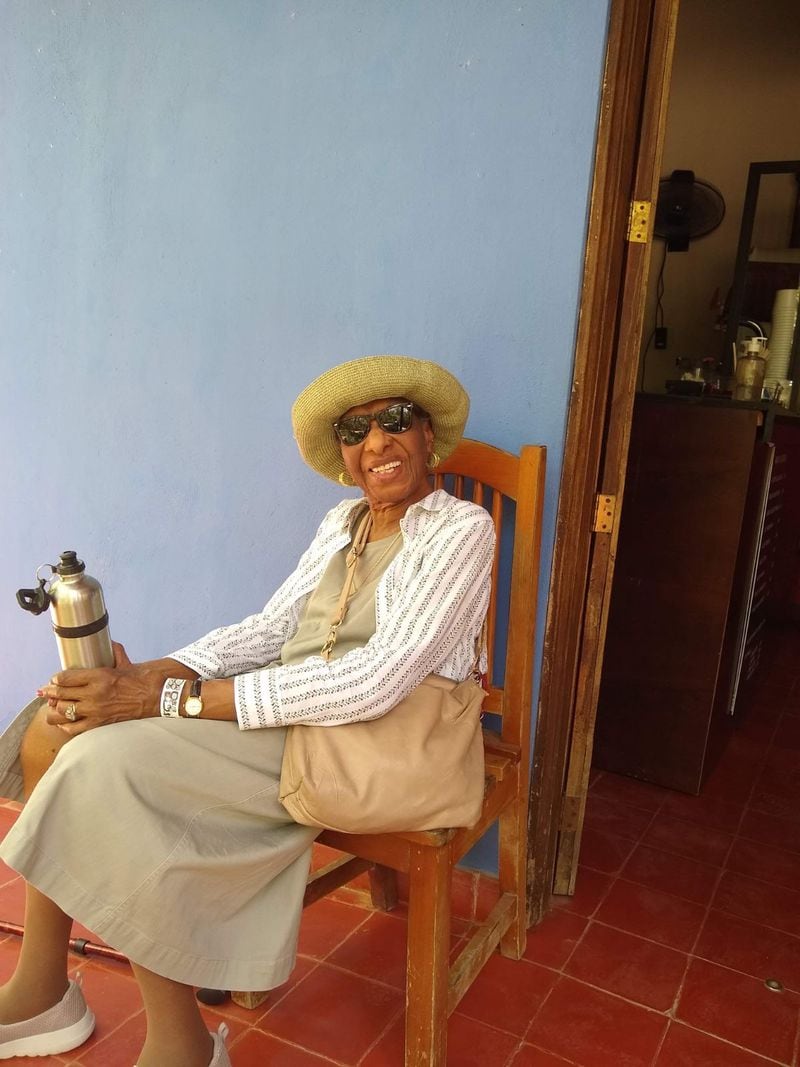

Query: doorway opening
[529,0,800,919]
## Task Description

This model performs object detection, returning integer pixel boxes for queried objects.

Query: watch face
[185,696,203,718]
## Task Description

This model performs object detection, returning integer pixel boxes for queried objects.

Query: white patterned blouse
[170,489,495,730]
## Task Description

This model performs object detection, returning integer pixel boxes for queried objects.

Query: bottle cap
[57,551,86,576]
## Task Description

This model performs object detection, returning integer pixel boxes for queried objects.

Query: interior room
[637,0,799,399]
[595,0,800,792]
[574,2,800,1063]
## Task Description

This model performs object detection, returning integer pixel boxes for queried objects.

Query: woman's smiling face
[338,396,434,512]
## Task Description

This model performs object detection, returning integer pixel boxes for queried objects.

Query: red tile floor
[0,624,799,1064]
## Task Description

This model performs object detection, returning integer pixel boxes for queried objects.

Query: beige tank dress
[0,530,402,992]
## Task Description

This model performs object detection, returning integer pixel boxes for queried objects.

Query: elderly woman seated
[0,355,494,1066]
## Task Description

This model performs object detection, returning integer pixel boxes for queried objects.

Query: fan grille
[654,170,725,250]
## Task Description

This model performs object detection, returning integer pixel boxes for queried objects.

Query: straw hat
[292,355,470,483]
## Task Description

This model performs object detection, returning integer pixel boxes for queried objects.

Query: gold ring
[64,703,78,722]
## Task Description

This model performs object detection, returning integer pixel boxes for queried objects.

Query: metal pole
[0,920,229,1002]
[0,919,129,964]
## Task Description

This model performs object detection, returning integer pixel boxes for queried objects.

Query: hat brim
[292,355,470,483]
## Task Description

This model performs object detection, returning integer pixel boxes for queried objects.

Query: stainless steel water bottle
[16,551,114,669]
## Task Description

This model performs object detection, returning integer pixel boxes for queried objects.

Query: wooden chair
[234,439,546,1065]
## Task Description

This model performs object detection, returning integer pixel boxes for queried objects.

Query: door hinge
[627,200,651,243]
[593,494,616,534]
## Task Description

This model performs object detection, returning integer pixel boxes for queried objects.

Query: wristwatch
[184,680,204,718]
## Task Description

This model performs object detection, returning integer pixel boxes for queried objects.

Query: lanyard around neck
[320,510,374,661]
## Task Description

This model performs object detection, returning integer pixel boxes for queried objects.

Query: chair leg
[368,864,399,910]
[230,990,269,1009]
[498,774,528,959]
[405,843,452,1066]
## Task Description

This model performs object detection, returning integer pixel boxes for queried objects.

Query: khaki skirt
[0,707,319,991]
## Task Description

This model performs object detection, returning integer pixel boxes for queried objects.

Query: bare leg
[0,890,214,1065]
[0,710,75,1022]
[0,885,71,1022]
[131,965,213,1067]
[20,703,73,799]
[7,711,214,1064]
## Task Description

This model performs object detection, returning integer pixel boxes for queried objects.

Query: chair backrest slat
[438,440,546,752]
[486,488,504,679]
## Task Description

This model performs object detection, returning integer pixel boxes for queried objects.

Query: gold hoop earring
[427,452,441,470]
[338,470,353,486]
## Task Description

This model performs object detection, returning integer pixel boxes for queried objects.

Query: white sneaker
[0,976,95,1059]
[134,1022,231,1067]
[209,1022,231,1066]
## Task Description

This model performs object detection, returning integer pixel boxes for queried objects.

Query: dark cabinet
[593,396,784,794]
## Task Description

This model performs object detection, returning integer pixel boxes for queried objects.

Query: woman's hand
[111,640,133,669]
[38,641,163,736]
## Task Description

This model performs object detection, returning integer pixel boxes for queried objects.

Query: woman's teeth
[371,461,401,473]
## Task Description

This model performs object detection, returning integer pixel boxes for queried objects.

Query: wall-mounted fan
[654,170,726,251]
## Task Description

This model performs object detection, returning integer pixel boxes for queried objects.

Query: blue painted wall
[1,1,610,864]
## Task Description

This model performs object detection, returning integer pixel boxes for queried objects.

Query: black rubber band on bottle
[52,613,109,639]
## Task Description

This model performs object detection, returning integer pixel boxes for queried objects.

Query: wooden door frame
[527,0,681,921]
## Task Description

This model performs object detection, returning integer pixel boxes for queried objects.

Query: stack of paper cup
[764,288,800,397]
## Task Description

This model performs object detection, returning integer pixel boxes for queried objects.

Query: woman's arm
[39,501,357,734]
[234,503,495,729]
[41,499,492,734]
[40,647,240,734]
[38,644,201,734]
[167,501,354,679]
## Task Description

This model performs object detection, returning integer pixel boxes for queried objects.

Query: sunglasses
[333,402,416,446]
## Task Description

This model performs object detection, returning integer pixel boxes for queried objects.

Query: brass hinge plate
[627,200,651,243]
[593,494,616,534]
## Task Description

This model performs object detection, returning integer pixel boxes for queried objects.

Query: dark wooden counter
[593,394,791,793]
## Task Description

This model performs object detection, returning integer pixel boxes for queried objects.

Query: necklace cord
[321,510,388,660]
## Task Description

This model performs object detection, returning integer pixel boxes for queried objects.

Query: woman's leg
[0,884,71,1022]
[20,702,73,798]
[0,710,75,1021]
[131,965,214,1067]
[0,889,215,1065]
[13,717,213,1063]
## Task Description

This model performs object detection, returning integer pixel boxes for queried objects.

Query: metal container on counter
[733,337,768,402]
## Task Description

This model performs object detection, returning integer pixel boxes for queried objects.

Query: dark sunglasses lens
[336,416,370,444]
[376,404,412,433]
[334,403,413,444]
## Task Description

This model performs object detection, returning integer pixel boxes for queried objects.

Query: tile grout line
[580,698,799,1064]
[658,1019,791,1067]
[551,797,670,1048]
[514,965,569,1061]
[658,698,786,1059]
[354,1002,404,1065]
[295,954,405,995]
[228,1021,349,1066]
[690,664,800,1062]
